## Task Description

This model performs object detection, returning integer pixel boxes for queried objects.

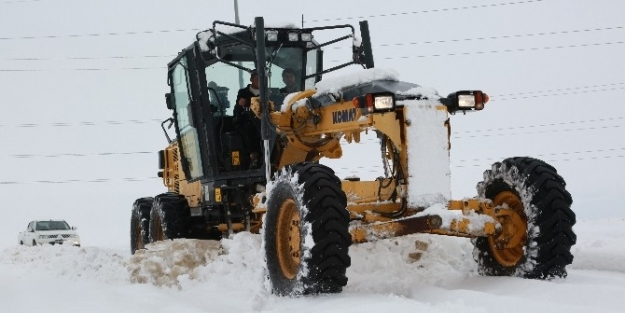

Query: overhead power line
[0,1,542,40]
[453,125,621,139]
[332,25,624,49]
[1,0,42,3]
[0,67,164,72]
[0,177,160,185]
[459,117,623,134]
[491,86,625,101]
[0,118,163,128]
[454,151,625,168]
[4,40,624,72]
[0,84,622,128]
[0,28,200,41]
[454,148,625,164]
[6,151,153,159]
[490,82,625,98]
[306,0,544,23]
[3,148,624,185]
[376,41,625,61]
[1,55,175,61]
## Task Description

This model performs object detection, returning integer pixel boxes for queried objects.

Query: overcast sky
[1,0,623,248]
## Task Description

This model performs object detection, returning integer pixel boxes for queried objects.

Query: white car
[18,220,81,247]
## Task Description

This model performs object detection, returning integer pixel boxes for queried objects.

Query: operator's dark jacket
[233,85,261,156]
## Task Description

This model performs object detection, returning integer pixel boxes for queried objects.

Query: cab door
[167,49,211,181]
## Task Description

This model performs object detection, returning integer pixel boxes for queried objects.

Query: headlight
[444,90,489,113]
[266,30,278,41]
[374,95,394,110]
[352,93,396,113]
[288,32,299,41]
[300,33,312,41]
[458,94,476,108]
[39,235,46,239]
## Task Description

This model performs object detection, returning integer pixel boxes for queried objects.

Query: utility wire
[4,40,624,72]
[6,151,153,159]
[327,25,624,50]
[305,0,544,23]
[454,153,625,168]
[0,67,164,72]
[1,0,42,3]
[0,28,200,41]
[453,125,621,139]
[490,82,625,98]
[4,149,624,185]
[459,117,623,134]
[3,122,623,159]
[0,1,542,40]
[3,25,622,61]
[1,55,175,61]
[454,148,625,164]
[0,177,160,185]
[374,41,625,61]
[0,85,622,128]
[492,86,625,101]
[0,118,163,128]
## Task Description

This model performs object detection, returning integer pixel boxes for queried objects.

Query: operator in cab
[279,68,297,94]
[234,70,262,169]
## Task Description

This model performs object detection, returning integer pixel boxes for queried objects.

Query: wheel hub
[489,191,527,267]
[275,198,301,280]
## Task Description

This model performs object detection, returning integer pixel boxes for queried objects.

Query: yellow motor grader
[130,17,576,296]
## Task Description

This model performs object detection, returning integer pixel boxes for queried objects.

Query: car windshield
[36,221,70,231]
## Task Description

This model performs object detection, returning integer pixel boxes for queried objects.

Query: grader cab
[130,17,576,296]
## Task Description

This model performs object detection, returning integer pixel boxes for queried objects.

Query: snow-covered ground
[1,218,623,313]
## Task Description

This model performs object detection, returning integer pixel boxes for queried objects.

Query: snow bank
[0,245,128,283]
[3,220,625,313]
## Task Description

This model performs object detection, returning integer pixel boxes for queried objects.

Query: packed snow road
[1,219,623,313]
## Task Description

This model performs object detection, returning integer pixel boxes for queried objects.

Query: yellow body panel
[161,142,201,207]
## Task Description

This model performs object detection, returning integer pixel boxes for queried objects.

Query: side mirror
[165,93,174,110]
[72,226,78,230]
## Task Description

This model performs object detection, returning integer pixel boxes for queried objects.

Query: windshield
[36,221,70,231]
[205,47,305,116]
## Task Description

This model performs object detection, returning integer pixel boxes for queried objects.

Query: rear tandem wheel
[149,193,191,243]
[130,197,154,254]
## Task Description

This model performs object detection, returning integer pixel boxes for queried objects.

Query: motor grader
[130,17,576,296]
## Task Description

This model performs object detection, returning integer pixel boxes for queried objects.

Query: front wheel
[264,163,351,296]
[473,157,576,279]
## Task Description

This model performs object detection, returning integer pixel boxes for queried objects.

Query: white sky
[1,0,624,248]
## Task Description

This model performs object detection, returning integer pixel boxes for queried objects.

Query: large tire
[149,193,191,242]
[264,163,351,296]
[130,197,153,254]
[473,157,576,279]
